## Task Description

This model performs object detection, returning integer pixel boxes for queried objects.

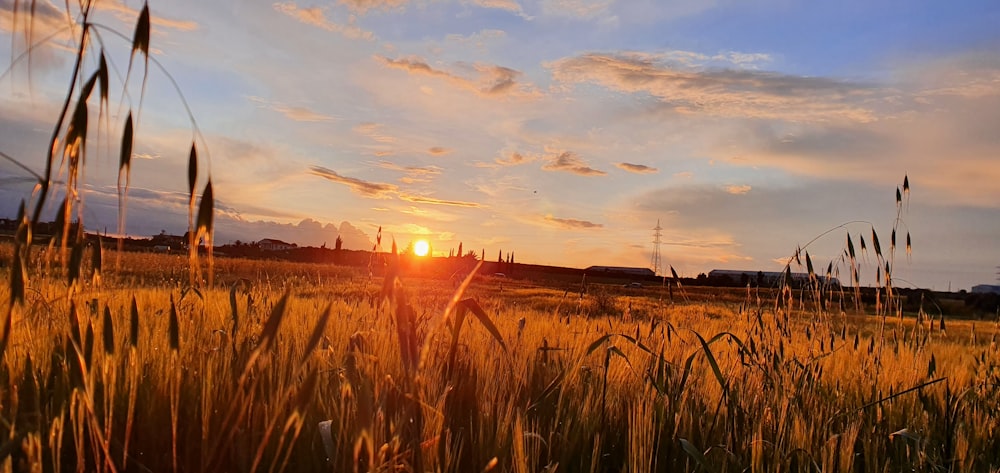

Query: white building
[258,238,297,251]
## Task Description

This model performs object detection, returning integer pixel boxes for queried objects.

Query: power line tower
[650,219,662,276]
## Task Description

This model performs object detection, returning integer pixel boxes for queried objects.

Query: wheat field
[0,245,997,472]
[1,3,997,469]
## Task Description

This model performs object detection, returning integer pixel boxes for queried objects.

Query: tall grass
[4,2,999,471]
[1,245,999,471]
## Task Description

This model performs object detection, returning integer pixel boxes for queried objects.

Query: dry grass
[0,247,997,471]
[4,1,997,470]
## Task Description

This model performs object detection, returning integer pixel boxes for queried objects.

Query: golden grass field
[1,245,998,472]
[11,2,993,470]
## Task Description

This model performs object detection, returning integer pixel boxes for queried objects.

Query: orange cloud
[310,165,481,207]
[399,194,483,208]
[353,122,397,144]
[376,161,441,183]
[309,166,397,198]
[375,55,539,98]
[725,184,752,195]
[274,2,374,40]
[247,96,333,122]
[616,162,658,174]
[376,161,441,176]
[495,151,534,166]
[541,148,606,176]
[472,0,525,15]
[543,215,603,229]
[339,0,409,14]
[101,1,198,31]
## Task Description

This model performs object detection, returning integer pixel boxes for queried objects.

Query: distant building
[708,269,840,287]
[972,284,1000,295]
[585,266,655,277]
[258,238,297,251]
[151,231,186,250]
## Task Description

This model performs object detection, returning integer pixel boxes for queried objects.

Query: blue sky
[2,0,999,291]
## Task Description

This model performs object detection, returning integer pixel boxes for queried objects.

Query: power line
[650,219,662,276]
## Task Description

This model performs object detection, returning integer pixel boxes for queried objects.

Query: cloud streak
[549,52,877,123]
[376,161,441,183]
[248,96,334,122]
[725,184,752,195]
[543,215,603,229]
[375,55,539,98]
[496,151,534,166]
[340,0,409,14]
[399,194,483,208]
[616,162,658,174]
[273,2,374,40]
[101,2,198,31]
[309,166,398,197]
[353,122,396,144]
[542,0,613,20]
[541,148,606,176]
[310,165,483,208]
[469,0,530,19]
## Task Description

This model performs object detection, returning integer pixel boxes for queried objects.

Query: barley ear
[129,3,150,68]
[169,295,179,351]
[103,306,115,355]
[129,296,140,348]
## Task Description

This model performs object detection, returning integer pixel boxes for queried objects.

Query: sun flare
[413,239,430,257]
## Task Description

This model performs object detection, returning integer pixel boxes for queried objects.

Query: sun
[413,239,430,257]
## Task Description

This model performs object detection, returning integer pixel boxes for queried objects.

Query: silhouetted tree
[335,235,343,250]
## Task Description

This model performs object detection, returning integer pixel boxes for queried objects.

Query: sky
[1,0,999,292]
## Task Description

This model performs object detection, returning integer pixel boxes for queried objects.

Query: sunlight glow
[414,239,430,257]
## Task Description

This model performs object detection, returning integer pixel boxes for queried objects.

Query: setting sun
[413,239,430,257]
